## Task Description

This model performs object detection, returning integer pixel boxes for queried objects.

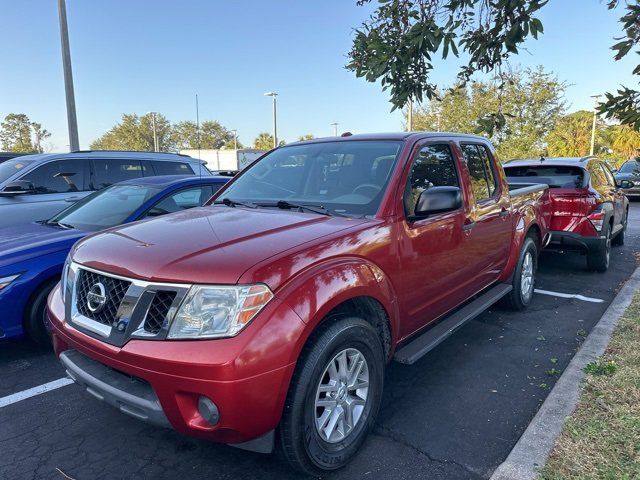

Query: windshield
[619,161,640,174]
[218,141,403,216]
[505,165,586,188]
[0,157,37,184]
[48,184,162,231]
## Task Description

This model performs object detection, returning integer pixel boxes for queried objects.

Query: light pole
[57,0,79,151]
[147,112,158,152]
[407,98,413,132]
[264,92,278,148]
[590,95,602,156]
[230,129,238,150]
[331,122,339,136]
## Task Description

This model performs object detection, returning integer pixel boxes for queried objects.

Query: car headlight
[0,274,20,290]
[168,284,274,339]
[61,256,71,303]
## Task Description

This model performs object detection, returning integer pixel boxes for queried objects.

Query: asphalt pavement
[1,202,639,480]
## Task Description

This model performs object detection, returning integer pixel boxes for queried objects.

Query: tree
[0,113,51,153]
[545,111,606,157]
[91,113,173,151]
[412,66,566,159]
[349,0,640,133]
[172,120,238,150]
[298,134,315,141]
[253,133,285,149]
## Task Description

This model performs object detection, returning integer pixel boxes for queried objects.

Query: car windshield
[48,184,162,231]
[0,157,37,184]
[505,165,585,188]
[217,140,403,217]
[619,161,640,174]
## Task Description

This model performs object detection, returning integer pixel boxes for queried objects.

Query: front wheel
[612,210,627,247]
[24,281,56,346]
[503,236,538,310]
[277,317,385,475]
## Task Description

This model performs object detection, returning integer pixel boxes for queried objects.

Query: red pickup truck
[48,133,549,474]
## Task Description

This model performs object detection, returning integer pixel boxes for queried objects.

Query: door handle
[499,207,509,218]
[463,219,476,232]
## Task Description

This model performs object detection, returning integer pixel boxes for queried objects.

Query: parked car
[504,156,630,272]
[0,152,33,163]
[614,158,640,198]
[0,150,209,229]
[49,133,549,474]
[0,175,228,345]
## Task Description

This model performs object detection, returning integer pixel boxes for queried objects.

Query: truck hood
[72,206,367,285]
[0,222,86,268]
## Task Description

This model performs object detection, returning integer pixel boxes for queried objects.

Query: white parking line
[0,377,74,409]
[534,289,605,303]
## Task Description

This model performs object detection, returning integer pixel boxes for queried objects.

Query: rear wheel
[277,317,384,475]
[587,224,611,272]
[24,281,56,346]
[612,210,627,247]
[503,236,538,310]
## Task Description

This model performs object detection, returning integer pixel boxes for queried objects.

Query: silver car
[0,150,209,228]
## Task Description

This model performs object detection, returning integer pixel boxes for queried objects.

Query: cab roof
[285,131,490,146]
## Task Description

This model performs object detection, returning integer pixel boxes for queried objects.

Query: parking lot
[1,202,638,480]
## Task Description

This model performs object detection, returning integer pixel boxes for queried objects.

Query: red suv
[504,156,630,271]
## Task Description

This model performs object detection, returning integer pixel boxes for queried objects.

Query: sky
[0,0,637,151]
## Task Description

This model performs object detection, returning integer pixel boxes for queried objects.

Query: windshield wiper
[46,220,74,229]
[267,200,334,217]
[215,198,257,209]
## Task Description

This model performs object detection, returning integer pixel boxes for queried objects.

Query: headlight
[168,284,274,339]
[0,274,20,290]
[61,256,71,303]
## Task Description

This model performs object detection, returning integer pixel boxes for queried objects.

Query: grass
[539,292,640,480]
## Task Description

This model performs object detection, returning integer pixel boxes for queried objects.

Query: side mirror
[0,180,34,196]
[619,179,634,189]
[413,186,462,218]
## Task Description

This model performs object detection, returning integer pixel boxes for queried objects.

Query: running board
[393,284,513,365]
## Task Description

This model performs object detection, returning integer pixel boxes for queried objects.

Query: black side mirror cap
[619,179,634,189]
[0,180,34,196]
[412,186,462,219]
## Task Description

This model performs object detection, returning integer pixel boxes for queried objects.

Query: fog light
[198,396,219,425]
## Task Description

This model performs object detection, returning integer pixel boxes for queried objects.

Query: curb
[491,265,640,480]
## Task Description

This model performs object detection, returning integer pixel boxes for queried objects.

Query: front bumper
[48,283,302,449]
[546,230,607,253]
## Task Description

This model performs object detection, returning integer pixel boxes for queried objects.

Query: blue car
[0,174,229,344]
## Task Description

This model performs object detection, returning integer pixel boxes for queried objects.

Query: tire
[277,317,385,475]
[24,281,56,346]
[612,210,627,247]
[587,223,611,272]
[503,236,538,310]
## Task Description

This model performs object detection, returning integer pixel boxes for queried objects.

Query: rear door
[600,162,625,227]
[459,143,512,289]
[4,157,90,226]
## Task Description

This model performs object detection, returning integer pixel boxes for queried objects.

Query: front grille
[76,269,131,325]
[143,291,177,334]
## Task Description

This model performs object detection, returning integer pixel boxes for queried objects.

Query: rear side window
[588,162,609,189]
[462,144,497,202]
[92,159,144,189]
[404,144,459,217]
[505,165,585,188]
[600,163,616,187]
[152,161,194,175]
[19,159,88,194]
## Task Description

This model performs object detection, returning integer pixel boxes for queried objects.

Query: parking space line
[0,377,74,409]
[534,289,604,303]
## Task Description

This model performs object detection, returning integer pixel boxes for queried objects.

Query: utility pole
[57,0,79,151]
[149,112,158,152]
[230,129,238,150]
[264,92,278,148]
[590,94,602,156]
[331,122,339,136]
[407,98,413,132]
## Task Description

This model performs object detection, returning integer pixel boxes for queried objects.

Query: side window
[152,161,194,175]
[145,186,210,218]
[140,160,155,176]
[588,162,608,189]
[92,159,144,189]
[19,159,88,194]
[461,144,491,202]
[404,144,459,217]
[600,163,616,187]
[476,145,498,197]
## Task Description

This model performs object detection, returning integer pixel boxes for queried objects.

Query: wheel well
[317,296,392,360]
[22,276,59,328]
[526,224,542,249]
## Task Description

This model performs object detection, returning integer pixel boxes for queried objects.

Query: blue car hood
[0,222,87,268]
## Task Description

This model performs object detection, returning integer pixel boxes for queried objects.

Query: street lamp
[230,129,238,150]
[146,112,158,152]
[590,95,602,156]
[264,92,278,148]
[57,0,79,151]
[331,122,339,136]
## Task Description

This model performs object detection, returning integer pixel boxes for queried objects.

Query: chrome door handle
[463,220,476,231]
